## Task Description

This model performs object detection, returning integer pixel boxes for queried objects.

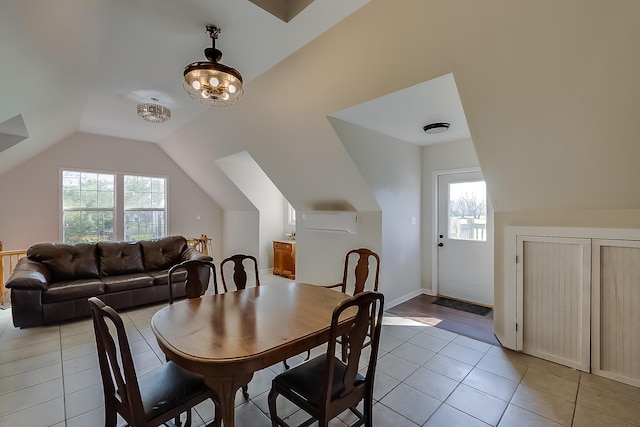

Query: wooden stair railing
[0,247,27,306]
[186,234,212,256]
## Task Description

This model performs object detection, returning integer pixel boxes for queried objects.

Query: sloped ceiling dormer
[2,0,640,217]
[161,0,640,216]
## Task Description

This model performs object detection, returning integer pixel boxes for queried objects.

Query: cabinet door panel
[592,240,640,387]
[518,236,591,372]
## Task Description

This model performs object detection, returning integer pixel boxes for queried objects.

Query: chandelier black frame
[183,25,244,107]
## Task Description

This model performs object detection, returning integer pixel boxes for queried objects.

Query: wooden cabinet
[273,241,295,279]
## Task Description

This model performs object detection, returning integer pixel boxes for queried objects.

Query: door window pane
[448,180,487,241]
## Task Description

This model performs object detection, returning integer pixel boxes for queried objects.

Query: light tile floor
[1,295,640,427]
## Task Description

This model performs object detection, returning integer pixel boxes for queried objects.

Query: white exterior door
[437,171,494,306]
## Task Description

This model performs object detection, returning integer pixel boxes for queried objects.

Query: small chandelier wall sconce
[183,25,244,107]
[137,98,171,123]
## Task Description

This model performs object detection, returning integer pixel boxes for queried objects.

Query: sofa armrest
[180,247,213,262]
[5,258,51,290]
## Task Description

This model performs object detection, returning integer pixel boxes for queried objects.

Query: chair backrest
[219,254,260,292]
[89,297,147,426]
[321,291,384,411]
[168,259,218,303]
[340,248,380,295]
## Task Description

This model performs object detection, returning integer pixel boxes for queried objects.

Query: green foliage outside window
[62,171,115,242]
[124,175,166,241]
[62,171,166,242]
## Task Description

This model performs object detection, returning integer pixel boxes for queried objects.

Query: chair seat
[273,355,365,405]
[138,361,209,419]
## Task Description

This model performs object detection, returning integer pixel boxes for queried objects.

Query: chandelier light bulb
[192,80,201,90]
[228,84,236,94]
[201,89,211,98]
[221,92,229,101]
[209,76,219,87]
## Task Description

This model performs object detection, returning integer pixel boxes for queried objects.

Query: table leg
[204,373,253,427]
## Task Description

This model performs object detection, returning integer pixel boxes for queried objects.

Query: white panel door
[437,171,494,306]
[592,239,640,387]
[517,236,591,371]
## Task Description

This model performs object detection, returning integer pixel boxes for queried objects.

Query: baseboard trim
[384,288,432,310]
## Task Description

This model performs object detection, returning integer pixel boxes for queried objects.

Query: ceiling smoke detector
[423,122,450,134]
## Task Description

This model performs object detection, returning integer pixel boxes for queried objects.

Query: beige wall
[0,132,223,260]
[331,118,422,305]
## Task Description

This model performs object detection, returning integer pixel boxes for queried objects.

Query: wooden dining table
[151,281,351,427]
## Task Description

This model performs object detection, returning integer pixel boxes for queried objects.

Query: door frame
[431,167,483,298]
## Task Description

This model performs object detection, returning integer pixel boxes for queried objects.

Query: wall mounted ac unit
[300,212,358,234]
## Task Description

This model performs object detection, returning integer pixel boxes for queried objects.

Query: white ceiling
[79,0,369,143]
[0,0,370,171]
[331,73,471,146]
[0,0,470,170]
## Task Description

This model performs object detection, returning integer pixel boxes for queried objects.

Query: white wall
[296,210,382,285]
[421,139,481,293]
[329,118,421,306]
[222,210,259,265]
[216,151,285,270]
[0,132,223,260]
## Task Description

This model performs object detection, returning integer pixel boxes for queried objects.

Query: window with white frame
[62,170,166,242]
[62,171,115,242]
[124,175,166,241]
[287,202,296,226]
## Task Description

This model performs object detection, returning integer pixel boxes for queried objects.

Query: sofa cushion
[102,273,154,293]
[42,279,104,304]
[141,236,187,271]
[28,242,99,282]
[98,241,144,276]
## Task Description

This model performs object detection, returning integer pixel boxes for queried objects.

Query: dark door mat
[433,297,492,316]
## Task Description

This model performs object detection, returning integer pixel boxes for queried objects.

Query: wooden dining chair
[168,259,218,304]
[219,254,261,399]
[219,254,260,292]
[327,248,380,295]
[326,248,380,360]
[268,291,385,427]
[88,297,220,427]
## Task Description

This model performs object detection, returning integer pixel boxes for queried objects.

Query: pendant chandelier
[137,98,171,123]
[183,25,244,107]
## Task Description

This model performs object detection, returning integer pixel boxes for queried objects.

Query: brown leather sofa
[6,236,212,328]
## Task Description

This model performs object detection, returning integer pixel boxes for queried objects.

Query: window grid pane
[62,171,115,242]
[124,175,166,240]
[125,210,166,241]
[63,210,114,243]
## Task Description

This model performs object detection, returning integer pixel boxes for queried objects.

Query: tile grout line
[59,324,69,427]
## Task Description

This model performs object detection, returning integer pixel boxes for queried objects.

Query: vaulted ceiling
[2,0,640,215]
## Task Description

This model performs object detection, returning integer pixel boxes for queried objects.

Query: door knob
[438,243,444,247]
